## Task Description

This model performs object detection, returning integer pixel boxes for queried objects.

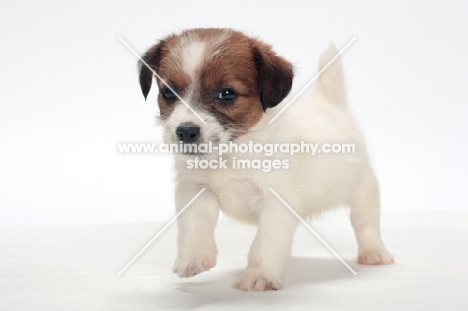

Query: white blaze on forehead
[181,41,205,78]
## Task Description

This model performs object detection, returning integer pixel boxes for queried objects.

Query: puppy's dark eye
[218,88,236,101]
[162,87,176,100]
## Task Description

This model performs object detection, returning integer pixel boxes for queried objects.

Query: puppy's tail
[316,42,347,108]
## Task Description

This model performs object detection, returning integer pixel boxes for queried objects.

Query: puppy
[138,28,394,291]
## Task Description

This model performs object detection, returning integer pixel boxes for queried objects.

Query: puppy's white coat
[138,29,394,291]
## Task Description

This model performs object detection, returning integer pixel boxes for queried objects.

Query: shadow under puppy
[138,28,394,291]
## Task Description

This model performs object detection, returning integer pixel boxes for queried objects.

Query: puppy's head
[139,28,293,151]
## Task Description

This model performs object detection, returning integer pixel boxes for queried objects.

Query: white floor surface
[1,213,467,310]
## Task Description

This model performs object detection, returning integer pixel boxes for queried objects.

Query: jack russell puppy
[138,28,394,291]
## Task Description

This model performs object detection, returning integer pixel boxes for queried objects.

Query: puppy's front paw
[233,270,282,291]
[358,250,394,265]
[173,253,216,277]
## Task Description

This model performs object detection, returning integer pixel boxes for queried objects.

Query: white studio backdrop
[0,0,467,225]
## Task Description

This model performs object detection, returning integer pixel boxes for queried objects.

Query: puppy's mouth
[180,150,206,156]
[168,122,225,156]
[176,140,227,158]
[175,141,207,157]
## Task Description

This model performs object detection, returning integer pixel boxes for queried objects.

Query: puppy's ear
[139,42,164,100]
[253,43,294,111]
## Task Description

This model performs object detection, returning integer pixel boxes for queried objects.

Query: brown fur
[139,28,294,137]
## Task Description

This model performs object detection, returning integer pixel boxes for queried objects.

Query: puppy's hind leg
[349,168,394,265]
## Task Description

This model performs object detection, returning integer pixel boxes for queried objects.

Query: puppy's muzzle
[176,122,201,144]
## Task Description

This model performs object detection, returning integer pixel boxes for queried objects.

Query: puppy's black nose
[176,122,201,143]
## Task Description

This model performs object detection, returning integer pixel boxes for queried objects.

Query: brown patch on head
[139,34,194,120]
[138,28,294,137]
[195,30,265,137]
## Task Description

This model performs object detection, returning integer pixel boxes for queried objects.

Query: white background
[1,0,467,225]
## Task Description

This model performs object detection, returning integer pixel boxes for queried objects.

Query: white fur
[163,104,229,146]
[168,43,394,291]
[181,41,205,79]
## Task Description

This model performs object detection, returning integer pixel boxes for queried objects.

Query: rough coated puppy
[138,28,394,291]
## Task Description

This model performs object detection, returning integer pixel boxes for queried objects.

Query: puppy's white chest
[211,172,264,224]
